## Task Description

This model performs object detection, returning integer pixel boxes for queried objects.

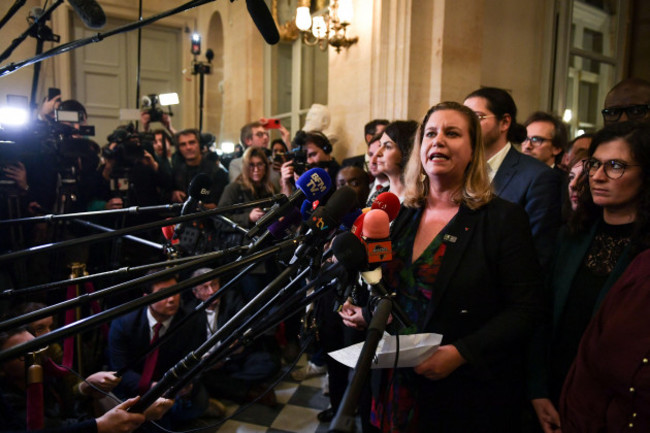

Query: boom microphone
[245,0,280,44]
[67,0,106,29]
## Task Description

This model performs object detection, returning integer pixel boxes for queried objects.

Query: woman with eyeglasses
[529,121,650,433]
[217,147,278,301]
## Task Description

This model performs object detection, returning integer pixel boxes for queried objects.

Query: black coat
[390,197,544,432]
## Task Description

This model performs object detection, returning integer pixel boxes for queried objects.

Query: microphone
[173,173,212,240]
[291,186,358,263]
[350,212,365,239]
[67,0,106,29]
[246,168,332,239]
[371,192,401,221]
[245,0,280,44]
[361,209,392,264]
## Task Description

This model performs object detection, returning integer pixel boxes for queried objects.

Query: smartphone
[48,87,61,101]
[263,118,281,129]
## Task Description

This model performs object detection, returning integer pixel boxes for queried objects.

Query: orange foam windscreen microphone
[361,209,392,264]
[370,191,400,221]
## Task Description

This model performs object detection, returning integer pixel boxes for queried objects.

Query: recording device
[48,87,61,101]
[103,124,154,167]
[287,130,309,175]
[261,118,281,129]
[141,94,171,124]
[246,167,331,239]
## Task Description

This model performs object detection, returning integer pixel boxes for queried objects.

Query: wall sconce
[295,0,358,53]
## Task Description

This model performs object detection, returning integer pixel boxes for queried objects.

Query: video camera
[287,130,309,175]
[103,124,154,168]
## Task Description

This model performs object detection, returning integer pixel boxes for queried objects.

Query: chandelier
[293,0,359,53]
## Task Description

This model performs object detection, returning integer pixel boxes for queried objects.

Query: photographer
[279,131,340,196]
[88,124,172,210]
[140,108,177,136]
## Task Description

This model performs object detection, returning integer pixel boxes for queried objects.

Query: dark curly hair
[569,121,650,254]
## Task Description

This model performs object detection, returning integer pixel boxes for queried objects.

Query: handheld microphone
[370,192,401,221]
[290,186,358,263]
[361,209,392,264]
[173,173,212,240]
[350,212,366,239]
[245,0,280,44]
[67,0,106,29]
[246,167,332,239]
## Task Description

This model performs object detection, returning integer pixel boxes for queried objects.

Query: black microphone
[246,167,332,239]
[67,0,106,29]
[245,0,280,44]
[173,173,212,240]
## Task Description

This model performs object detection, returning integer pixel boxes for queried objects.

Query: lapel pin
[443,234,458,243]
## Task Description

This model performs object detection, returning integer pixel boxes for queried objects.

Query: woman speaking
[371,102,543,432]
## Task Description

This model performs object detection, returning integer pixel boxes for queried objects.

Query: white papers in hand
[328,332,442,369]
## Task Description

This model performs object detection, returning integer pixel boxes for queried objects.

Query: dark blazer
[493,146,563,270]
[527,221,635,399]
[391,197,543,432]
[108,306,204,397]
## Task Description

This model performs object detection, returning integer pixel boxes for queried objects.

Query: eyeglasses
[254,131,269,138]
[248,162,265,170]
[523,136,552,147]
[584,158,642,180]
[601,104,650,122]
[474,113,497,121]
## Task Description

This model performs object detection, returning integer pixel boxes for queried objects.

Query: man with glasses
[228,122,277,185]
[523,112,568,169]
[602,77,650,126]
[464,87,562,270]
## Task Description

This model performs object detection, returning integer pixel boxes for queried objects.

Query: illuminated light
[192,33,201,42]
[563,109,572,122]
[159,93,179,106]
[338,0,354,25]
[221,141,235,153]
[312,16,327,39]
[0,106,29,126]
[296,7,312,31]
[576,129,585,137]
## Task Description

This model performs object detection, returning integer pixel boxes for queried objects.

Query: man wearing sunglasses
[602,77,650,126]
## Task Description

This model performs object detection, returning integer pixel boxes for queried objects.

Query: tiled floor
[185,356,358,433]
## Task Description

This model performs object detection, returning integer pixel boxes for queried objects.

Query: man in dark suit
[108,272,207,427]
[464,88,562,270]
[188,268,280,406]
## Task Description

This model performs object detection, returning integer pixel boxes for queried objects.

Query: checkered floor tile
[183,355,362,433]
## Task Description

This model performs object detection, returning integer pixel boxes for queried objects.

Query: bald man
[602,77,650,125]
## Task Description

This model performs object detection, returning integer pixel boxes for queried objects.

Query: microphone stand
[0,194,284,264]
[329,297,393,433]
[0,203,182,226]
[128,231,332,412]
[0,0,27,30]
[0,0,63,64]
[0,0,213,77]
[116,260,258,377]
[0,239,297,345]
[72,218,164,251]
[0,247,247,298]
